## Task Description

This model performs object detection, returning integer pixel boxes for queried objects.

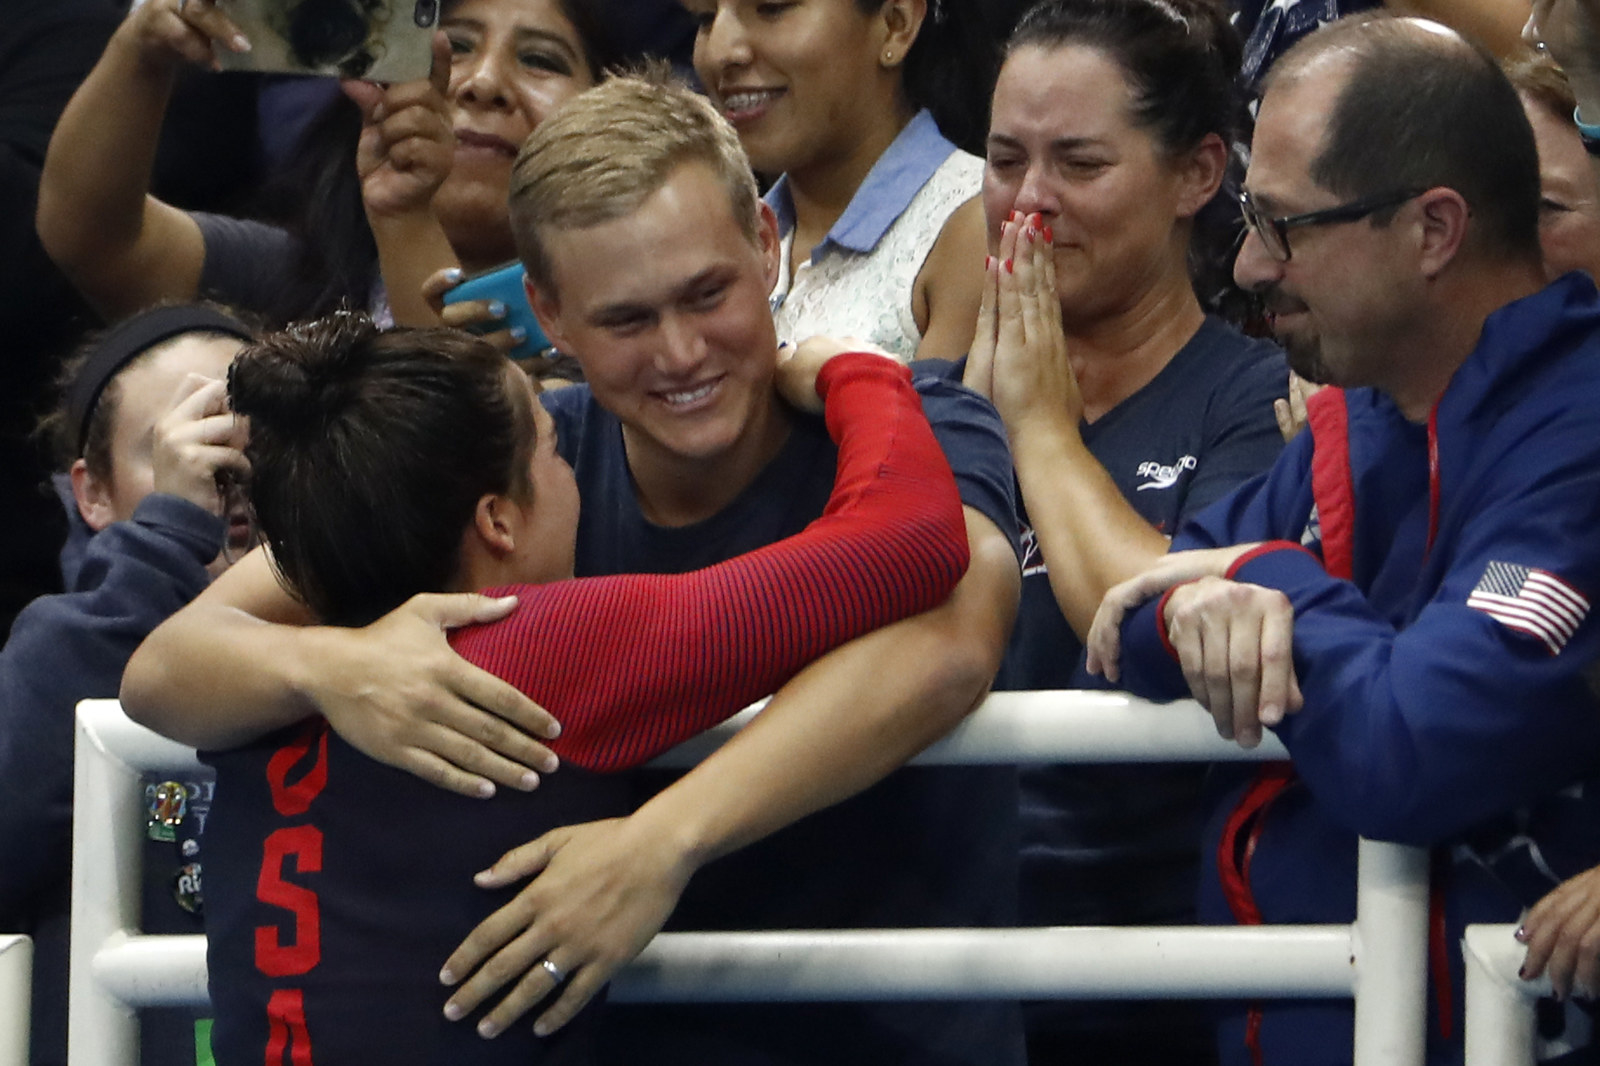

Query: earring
[883,50,895,64]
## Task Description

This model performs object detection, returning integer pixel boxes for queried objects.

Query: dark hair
[1007,0,1242,154]
[856,0,1002,156]
[1004,0,1253,318]
[550,0,627,77]
[250,94,376,325]
[229,313,535,627]
[1271,14,1542,261]
[38,302,258,478]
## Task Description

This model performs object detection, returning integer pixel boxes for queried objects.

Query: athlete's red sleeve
[448,353,971,772]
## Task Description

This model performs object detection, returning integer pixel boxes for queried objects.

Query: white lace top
[767,111,983,362]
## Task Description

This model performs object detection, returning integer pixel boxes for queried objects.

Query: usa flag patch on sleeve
[1466,561,1591,655]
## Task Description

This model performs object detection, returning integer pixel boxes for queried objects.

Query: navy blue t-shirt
[543,371,1028,1066]
[931,318,1285,1058]
[1004,317,1284,918]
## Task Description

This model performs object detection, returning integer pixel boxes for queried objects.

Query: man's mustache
[1261,286,1310,317]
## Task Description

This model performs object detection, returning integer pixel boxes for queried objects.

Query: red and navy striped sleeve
[449,353,970,772]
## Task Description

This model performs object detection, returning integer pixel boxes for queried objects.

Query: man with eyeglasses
[1085,13,1600,1066]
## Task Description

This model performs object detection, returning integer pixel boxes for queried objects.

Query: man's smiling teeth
[662,381,717,406]
[722,90,782,112]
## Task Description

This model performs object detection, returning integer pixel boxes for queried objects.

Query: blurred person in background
[0,304,253,1066]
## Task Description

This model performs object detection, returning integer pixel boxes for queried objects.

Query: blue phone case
[441,262,551,361]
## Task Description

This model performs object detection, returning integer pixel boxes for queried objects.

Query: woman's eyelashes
[443,30,575,79]
[519,49,572,76]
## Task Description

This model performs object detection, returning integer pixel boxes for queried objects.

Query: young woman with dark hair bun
[194,314,972,1064]
[38,0,620,334]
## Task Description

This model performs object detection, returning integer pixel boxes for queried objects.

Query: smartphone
[215,0,438,81]
[441,262,553,361]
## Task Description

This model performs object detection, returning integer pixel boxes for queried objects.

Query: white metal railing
[0,935,30,1066]
[69,694,1439,1066]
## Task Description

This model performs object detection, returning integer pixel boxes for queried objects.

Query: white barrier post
[69,700,204,1066]
[1351,839,1431,1065]
[0,935,31,1066]
[1463,924,1545,1066]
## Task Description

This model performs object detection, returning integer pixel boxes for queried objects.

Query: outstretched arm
[439,506,1018,1037]
[121,549,563,797]
[120,351,958,796]
[453,351,971,771]
[36,0,247,319]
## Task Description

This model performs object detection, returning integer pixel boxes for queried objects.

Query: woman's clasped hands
[965,211,1084,437]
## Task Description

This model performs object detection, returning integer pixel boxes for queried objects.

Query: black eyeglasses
[1238,188,1426,262]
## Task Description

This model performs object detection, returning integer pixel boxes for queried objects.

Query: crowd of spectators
[5,0,1600,1065]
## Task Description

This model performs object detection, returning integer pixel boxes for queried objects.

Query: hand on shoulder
[775,336,898,414]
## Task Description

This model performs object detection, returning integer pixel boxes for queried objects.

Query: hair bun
[229,311,380,435]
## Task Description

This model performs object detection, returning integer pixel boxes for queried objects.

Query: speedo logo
[1019,524,1048,578]
[1134,455,1197,491]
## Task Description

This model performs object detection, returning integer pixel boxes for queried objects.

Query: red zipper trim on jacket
[1307,388,1355,580]
[1217,763,1298,1066]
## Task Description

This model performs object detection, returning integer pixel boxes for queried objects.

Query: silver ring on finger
[539,958,568,984]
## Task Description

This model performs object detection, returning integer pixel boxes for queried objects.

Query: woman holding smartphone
[37,0,612,334]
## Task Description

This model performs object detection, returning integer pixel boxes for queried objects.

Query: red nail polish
[1043,226,1054,243]
[985,255,995,271]
[1025,227,1036,242]
[1008,210,1019,222]
[1004,259,1014,274]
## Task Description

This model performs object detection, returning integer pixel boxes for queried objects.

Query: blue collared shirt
[765,109,959,269]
